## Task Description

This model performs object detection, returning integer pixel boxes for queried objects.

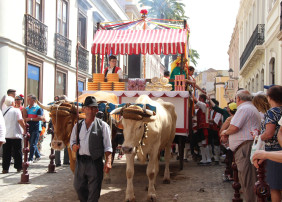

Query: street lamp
[228,68,234,78]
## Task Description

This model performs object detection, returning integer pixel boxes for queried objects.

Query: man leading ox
[70,96,112,202]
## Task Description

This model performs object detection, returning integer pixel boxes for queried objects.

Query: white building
[0,0,140,105]
[230,0,282,93]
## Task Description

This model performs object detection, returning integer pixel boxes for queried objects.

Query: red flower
[140,9,148,15]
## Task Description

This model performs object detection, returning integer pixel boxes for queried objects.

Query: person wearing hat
[70,96,112,202]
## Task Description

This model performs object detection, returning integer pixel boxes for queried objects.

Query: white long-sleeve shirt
[70,119,112,156]
[0,111,6,143]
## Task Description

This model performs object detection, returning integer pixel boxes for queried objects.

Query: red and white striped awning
[91,29,187,55]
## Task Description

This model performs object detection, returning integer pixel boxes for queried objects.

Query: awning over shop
[91,29,187,55]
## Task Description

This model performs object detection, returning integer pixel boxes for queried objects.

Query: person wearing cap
[219,102,237,181]
[70,96,112,202]
[220,90,261,202]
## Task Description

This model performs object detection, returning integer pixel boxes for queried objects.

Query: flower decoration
[140,9,148,18]
[140,9,148,15]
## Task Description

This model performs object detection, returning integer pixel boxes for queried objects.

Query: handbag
[250,135,265,164]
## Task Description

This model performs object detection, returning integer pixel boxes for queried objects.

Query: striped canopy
[91,29,187,55]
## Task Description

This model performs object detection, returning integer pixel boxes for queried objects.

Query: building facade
[0,0,140,105]
[195,69,229,108]
[230,0,282,93]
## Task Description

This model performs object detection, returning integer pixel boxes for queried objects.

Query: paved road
[0,135,235,202]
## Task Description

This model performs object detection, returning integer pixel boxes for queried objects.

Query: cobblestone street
[0,135,234,202]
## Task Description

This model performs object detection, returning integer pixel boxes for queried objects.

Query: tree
[190,49,200,67]
[139,0,187,22]
[139,0,199,69]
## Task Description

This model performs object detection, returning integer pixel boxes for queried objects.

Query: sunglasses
[15,99,22,101]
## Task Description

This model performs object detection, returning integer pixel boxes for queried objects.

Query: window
[78,80,84,96]
[78,12,87,48]
[26,55,43,102]
[261,69,264,91]
[57,0,68,37]
[55,70,67,96]
[269,58,275,85]
[27,0,44,21]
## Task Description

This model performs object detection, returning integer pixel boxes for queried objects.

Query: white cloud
[183,0,240,72]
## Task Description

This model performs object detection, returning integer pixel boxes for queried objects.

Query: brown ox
[111,95,177,202]
[37,91,118,173]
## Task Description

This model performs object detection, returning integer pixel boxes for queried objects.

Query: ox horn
[143,109,155,116]
[36,100,52,111]
[110,107,122,115]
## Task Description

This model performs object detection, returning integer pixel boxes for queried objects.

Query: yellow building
[215,76,230,108]
[195,69,230,108]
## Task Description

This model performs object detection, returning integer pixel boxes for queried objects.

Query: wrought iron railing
[240,24,265,69]
[55,33,72,65]
[25,14,48,55]
[77,45,89,73]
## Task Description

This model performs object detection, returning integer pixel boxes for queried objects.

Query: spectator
[252,93,270,123]
[2,96,26,173]
[220,90,261,202]
[219,102,237,181]
[37,114,46,155]
[14,95,24,111]
[25,95,43,163]
[1,89,16,112]
[279,117,282,147]
[0,112,6,147]
[259,85,282,202]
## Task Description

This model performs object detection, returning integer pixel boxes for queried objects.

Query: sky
[182,0,241,72]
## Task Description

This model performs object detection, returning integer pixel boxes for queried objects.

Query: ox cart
[87,15,192,170]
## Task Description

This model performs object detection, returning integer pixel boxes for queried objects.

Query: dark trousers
[2,138,22,171]
[74,156,103,202]
[28,130,40,161]
[189,131,199,155]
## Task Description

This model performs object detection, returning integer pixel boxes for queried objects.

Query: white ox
[111,95,177,202]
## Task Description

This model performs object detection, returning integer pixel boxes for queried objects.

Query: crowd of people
[186,86,282,202]
[0,90,72,173]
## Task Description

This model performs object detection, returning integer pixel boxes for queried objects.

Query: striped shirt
[229,101,261,151]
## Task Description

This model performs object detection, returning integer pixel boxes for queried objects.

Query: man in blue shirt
[25,95,43,163]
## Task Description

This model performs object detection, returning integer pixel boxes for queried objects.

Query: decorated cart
[84,12,192,169]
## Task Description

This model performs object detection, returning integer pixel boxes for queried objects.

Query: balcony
[55,33,72,65]
[240,24,265,70]
[77,45,89,73]
[25,14,48,55]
